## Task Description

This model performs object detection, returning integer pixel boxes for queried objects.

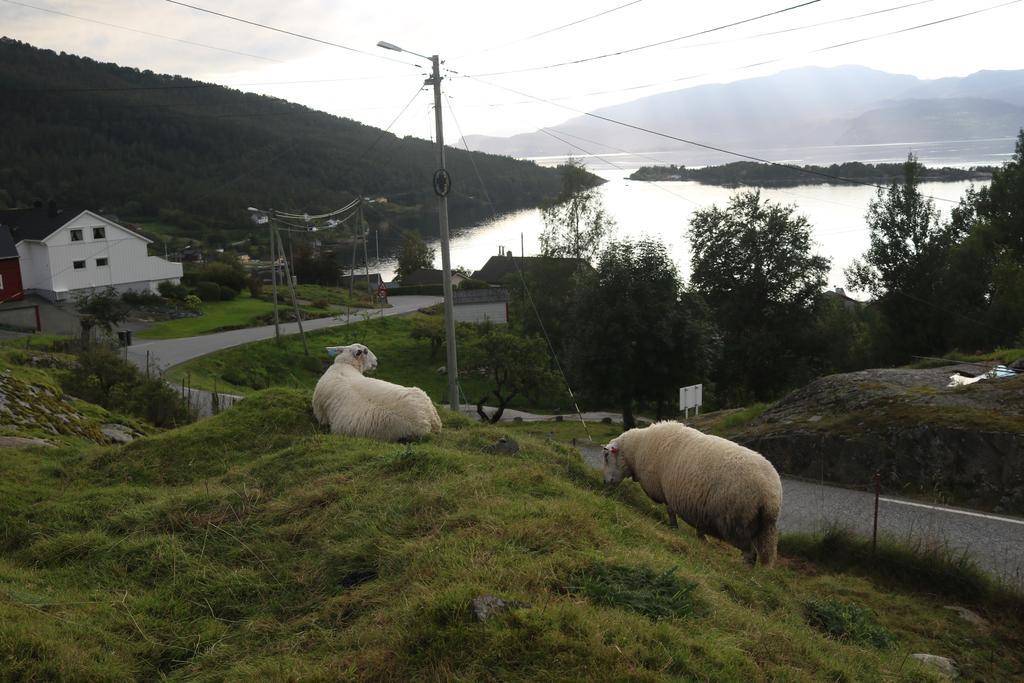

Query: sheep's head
[326,343,378,374]
[602,438,630,485]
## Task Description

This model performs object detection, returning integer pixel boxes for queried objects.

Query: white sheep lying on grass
[603,421,782,566]
[312,343,442,442]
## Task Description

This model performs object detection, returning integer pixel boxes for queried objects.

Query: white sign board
[679,384,703,418]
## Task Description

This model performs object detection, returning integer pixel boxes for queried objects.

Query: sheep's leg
[667,508,678,529]
[743,549,757,566]
[695,526,707,542]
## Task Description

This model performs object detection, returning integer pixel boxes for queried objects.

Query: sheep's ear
[354,348,363,357]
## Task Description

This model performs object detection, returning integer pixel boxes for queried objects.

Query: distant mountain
[462,66,1024,161]
[0,38,566,245]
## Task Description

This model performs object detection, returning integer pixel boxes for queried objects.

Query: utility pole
[379,41,459,412]
[269,215,280,341]
[275,229,309,356]
[360,201,371,297]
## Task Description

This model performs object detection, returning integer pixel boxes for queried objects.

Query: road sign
[377,282,388,299]
[432,168,451,197]
[679,384,703,418]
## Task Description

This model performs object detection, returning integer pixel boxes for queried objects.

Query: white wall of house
[453,301,508,324]
[19,211,182,300]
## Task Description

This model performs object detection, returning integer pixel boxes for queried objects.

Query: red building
[0,225,24,302]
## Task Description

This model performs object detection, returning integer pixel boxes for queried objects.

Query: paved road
[578,444,1024,587]
[126,295,441,373]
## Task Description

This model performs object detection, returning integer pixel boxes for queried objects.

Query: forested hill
[0,38,564,244]
[629,161,996,186]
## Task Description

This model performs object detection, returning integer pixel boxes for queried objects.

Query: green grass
[166,313,569,412]
[804,599,895,649]
[137,292,336,340]
[1,388,1021,680]
[907,347,1024,368]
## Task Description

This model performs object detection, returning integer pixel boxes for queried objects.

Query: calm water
[374,139,1011,289]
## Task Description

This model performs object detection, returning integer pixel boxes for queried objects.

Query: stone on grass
[0,436,52,448]
[470,595,530,622]
[101,423,137,444]
[943,605,990,632]
[910,654,958,679]
[483,437,519,455]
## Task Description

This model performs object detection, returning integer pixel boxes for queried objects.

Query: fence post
[872,470,881,556]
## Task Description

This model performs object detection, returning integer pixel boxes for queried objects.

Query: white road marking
[879,496,1024,526]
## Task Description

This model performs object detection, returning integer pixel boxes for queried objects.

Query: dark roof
[0,226,18,259]
[0,207,148,243]
[471,254,591,285]
[398,268,445,286]
[0,207,86,242]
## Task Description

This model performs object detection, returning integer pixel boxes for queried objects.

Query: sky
[2,0,1023,143]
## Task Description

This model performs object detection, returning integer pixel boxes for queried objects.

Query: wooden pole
[270,217,280,341]
[276,228,309,356]
[872,470,881,556]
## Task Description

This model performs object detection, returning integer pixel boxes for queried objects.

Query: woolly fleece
[312,343,442,442]
[605,421,782,566]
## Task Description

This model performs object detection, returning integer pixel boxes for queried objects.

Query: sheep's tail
[753,504,779,567]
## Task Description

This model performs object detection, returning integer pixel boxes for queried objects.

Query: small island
[628,161,995,186]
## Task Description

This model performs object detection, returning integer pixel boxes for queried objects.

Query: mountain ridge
[462,65,1024,161]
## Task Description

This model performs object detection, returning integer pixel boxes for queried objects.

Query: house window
[96,257,108,267]
[73,260,86,270]
[70,229,83,242]
[0,274,4,290]
[93,227,106,239]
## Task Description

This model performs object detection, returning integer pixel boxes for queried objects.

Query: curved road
[125,295,441,374]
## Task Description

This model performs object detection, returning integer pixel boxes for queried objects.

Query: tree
[460,324,558,423]
[570,239,718,427]
[539,159,613,263]
[410,314,444,359]
[395,230,436,281]
[74,286,129,348]
[689,191,829,402]
[845,155,956,359]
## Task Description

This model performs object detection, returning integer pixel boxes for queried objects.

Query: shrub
[61,347,190,427]
[561,562,700,621]
[195,281,221,302]
[183,294,202,312]
[457,278,490,290]
[219,285,239,301]
[248,276,263,298]
[158,281,188,301]
[189,261,248,291]
[121,289,162,306]
[804,599,895,649]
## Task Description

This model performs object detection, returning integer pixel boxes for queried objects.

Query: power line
[456,0,647,58]
[458,0,821,77]
[1,0,282,63]
[353,85,427,165]
[454,0,1017,105]
[162,0,422,68]
[463,75,964,203]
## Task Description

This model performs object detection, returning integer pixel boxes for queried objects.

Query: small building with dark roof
[470,253,592,286]
[0,225,24,302]
[395,268,467,288]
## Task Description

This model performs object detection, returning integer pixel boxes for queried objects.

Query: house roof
[0,207,148,243]
[471,254,591,285]
[0,226,18,260]
[398,268,445,286]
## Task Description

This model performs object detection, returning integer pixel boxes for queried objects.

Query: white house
[0,206,182,302]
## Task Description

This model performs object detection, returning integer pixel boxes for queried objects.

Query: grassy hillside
[2,388,1022,680]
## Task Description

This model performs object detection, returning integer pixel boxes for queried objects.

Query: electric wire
[454,0,1019,105]
[459,0,821,77]
[1,0,282,62]
[455,0,647,58]
[162,0,422,68]
[462,74,963,204]
[444,89,595,440]
[1,73,421,94]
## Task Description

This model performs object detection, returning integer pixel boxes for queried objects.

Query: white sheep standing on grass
[312,343,442,442]
[603,421,782,566]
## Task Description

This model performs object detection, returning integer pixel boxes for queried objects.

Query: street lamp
[378,40,459,413]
